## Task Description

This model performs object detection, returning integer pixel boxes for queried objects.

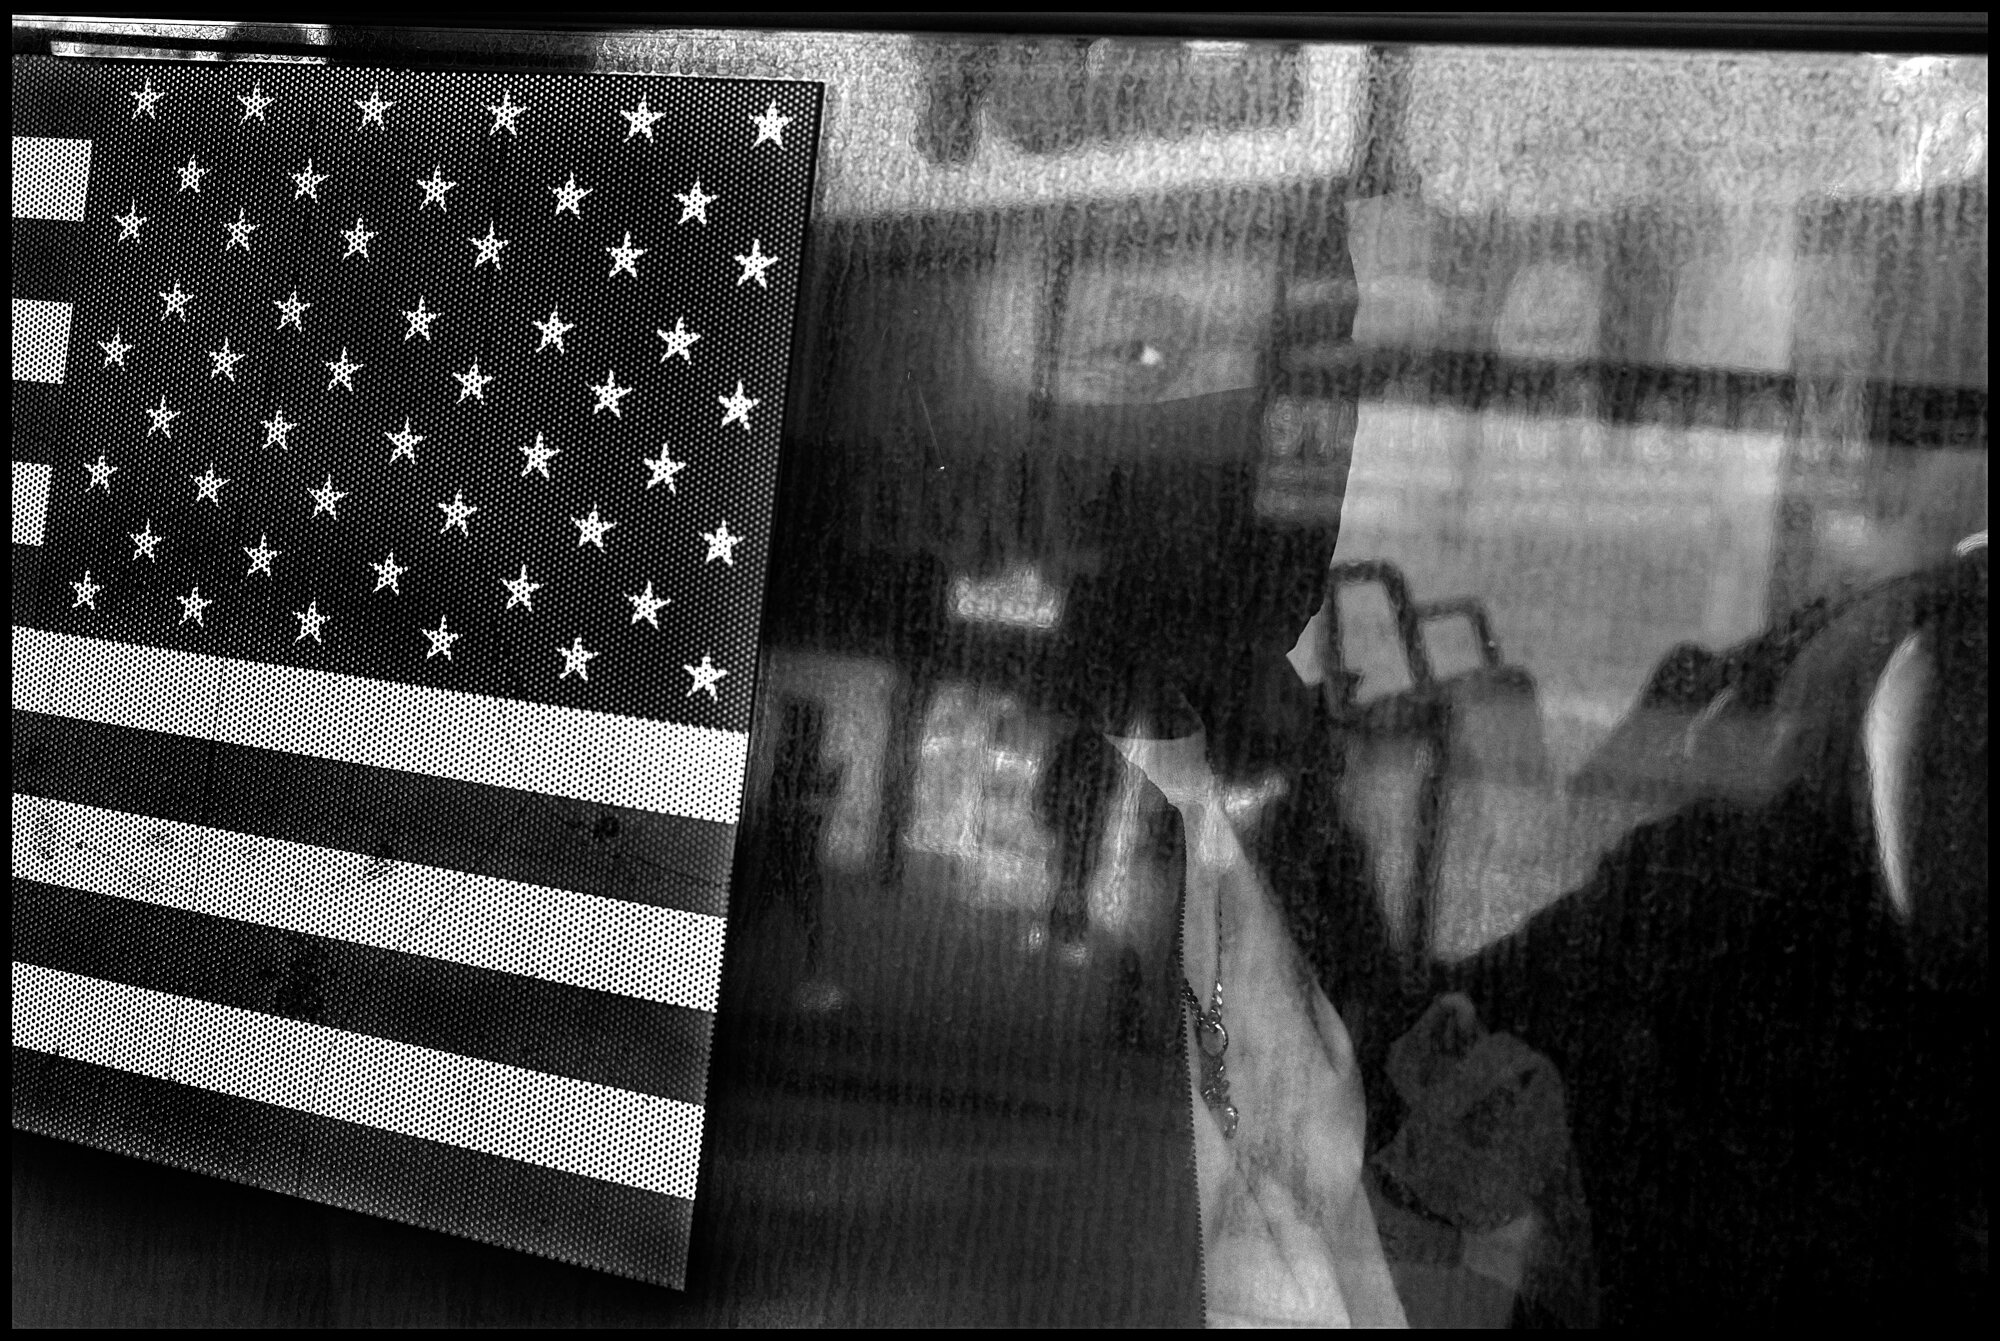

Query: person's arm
[1117,726,1405,1328]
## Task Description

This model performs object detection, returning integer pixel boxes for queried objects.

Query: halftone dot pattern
[16,627,749,823]
[295,1115,436,1222]
[13,460,52,544]
[581,897,727,1010]
[10,960,68,1055]
[14,625,231,742]
[11,134,92,221]
[497,1158,692,1285]
[12,867,715,1108]
[177,999,319,1107]
[14,54,819,1292]
[13,965,707,1199]
[15,795,728,1010]
[31,59,822,739]
[11,867,719,1274]
[12,297,72,382]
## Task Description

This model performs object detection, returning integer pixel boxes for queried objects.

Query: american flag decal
[11,56,822,1288]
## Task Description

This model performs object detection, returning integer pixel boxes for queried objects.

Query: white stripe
[12,961,706,1201]
[11,136,92,222]
[12,298,73,383]
[11,794,727,1012]
[13,461,52,546]
[12,628,747,824]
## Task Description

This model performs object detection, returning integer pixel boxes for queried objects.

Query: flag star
[717,380,760,432]
[145,394,181,438]
[550,172,593,216]
[501,564,543,611]
[341,216,378,260]
[177,586,214,626]
[626,580,671,627]
[530,307,575,353]
[438,490,479,536]
[176,154,210,194]
[237,82,273,122]
[130,77,164,120]
[520,432,559,478]
[421,614,460,660]
[488,89,527,136]
[589,369,632,417]
[131,520,165,561]
[701,519,743,565]
[261,407,299,450]
[684,653,728,700]
[620,96,666,140]
[557,636,598,681]
[571,505,617,550]
[371,551,408,594]
[416,165,457,212]
[293,599,331,644]
[749,101,793,147]
[208,335,247,380]
[356,86,395,127]
[385,417,425,463]
[222,207,261,252]
[734,237,779,288]
[191,463,229,505]
[309,474,349,519]
[244,534,279,577]
[642,444,686,492]
[676,179,717,225]
[275,289,312,330]
[72,571,103,610]
[99,329,134,368]
[402,295,441,342]
[655,316,701,364]
[452,358,495,402]
[292,159,330,200]
[324,346,364,392]
[606,230,647,278]
[114,201,147,243]
[159,280,194,322]
[84,453,119,493]
[468,221,509,270]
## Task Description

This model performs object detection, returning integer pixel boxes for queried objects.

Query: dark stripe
[12,707,215,823]
[12,1047,695,1290]
[10,384,65,464]
[11,709,736,916]
[9,218,85,304]
[10,57,117,137]
[13,541,45,626]
[1274,348,1989,444]
[14,878,715,1105]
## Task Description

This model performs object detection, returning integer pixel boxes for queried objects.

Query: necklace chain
[1184,863,1239,1138]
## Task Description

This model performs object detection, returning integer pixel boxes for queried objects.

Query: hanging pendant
[1185,981,1239,1139]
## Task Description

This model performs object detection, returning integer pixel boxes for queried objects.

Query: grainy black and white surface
[10,18,1988,1332]
[12,53,823,1291]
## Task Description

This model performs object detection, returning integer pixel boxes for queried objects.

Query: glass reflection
[903,684,1059,913]
[735,32,1984,1329]
[7,17,1986,1331]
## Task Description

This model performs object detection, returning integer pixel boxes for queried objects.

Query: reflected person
[763,187,1409,1325]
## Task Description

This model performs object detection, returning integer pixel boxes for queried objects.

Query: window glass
[12,20,1987,1329]
[746,34,1987,1328]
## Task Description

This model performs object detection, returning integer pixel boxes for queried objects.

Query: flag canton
[23,60,821,734]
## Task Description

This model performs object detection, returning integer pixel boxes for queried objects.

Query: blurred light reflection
[903,684,1058,912]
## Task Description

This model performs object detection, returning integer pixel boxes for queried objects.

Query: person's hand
[1191,853,1406,1327]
